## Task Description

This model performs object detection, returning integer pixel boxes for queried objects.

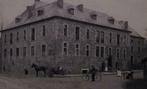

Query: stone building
[0,0,145,73]
[129,28,145,69]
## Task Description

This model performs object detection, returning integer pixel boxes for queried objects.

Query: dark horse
[31,63,48,77]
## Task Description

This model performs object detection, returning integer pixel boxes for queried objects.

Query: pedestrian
[90,65,97,81]
[24,68,28,75]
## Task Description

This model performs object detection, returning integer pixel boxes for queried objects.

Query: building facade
[0,0,145,73]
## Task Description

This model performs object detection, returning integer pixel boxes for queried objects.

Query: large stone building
[0,0,145,73]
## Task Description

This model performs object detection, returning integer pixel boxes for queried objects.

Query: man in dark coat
[90,65,97,81]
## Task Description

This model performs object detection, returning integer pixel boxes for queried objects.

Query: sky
[0,0,147,37]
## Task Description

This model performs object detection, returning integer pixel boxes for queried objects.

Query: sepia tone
[0,0,147,89]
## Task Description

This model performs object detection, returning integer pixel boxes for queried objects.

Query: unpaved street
[0,74,126,89]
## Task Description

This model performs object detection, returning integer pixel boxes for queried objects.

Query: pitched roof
[128,27,143,38]
[4,0,128,31]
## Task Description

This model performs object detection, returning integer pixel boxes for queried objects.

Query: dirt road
[0,74,125,89]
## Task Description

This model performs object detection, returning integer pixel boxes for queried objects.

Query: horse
[31,63,48,77]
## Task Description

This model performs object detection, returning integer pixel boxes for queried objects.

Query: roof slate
[4,0,128,31]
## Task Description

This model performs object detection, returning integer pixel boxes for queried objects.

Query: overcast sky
[0,0,147,37]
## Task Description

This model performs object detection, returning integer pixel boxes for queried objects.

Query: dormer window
[37,10,44,16]
[90,14,97,20]
[108,17,115,24]
[15,17,21,23]
[68,8,74,15]
[77,4,84,12]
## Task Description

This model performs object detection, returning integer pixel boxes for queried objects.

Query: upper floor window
[86,45,90,56]
[23,47,27,57]
[42,45,46,56]
[124,49,126,59]
[16,48,19,57]
[31,46,35,56]
[31,28,35,41]
[4,34,6,44]
[109,48,112,56]
[4,49,7,58]
[75,44,80,56]
[10,48,13,57]
[75,27,80,40]
[131,46,133,53]
[42,25,46,36]
[96,46,99,57]
[101,47,104,57]
[68,8,74,15]
[10,33,13,44]
[96,31,100,43]
[117,34,120,45]
[87,29,90,40]
[37,10,44,16]
[101,31,104,43]
[24,30,26,41]
[16,32,19,41]
[110,33,112,43]
[63,42,68,56]
[117,49,119,59]
[64,25,68,37]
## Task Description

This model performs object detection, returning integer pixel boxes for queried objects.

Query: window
[101,47,104,57]
[75,44,80,56]
[4,34,6,43]
[117,34,120,45]
[110,33,112,43]
[96,31,100,43]
[37,10,44,16]
[42,25,46,36]
[10,48,13,57]
[4,49,7,58]
[131,56,134,65]
[91,14,97,20]
[31,46,35,56]
[138,47,141,53]
[42,45,46,56]
[10,33,13,44]
[101,31,104,43]
[124,49,126,59]
[109,48,112,56]
[131,46,133,53]
[23,47,26,57]
[16,48,19,56]
[24,30,26,41]
[75,27,80,40]
[68,8,74,15]
[86,45,90,56]
[96,46,99,57]
[31,28,35,41]
[16,32,19,41]
[63,42,68,56]
[87,29,90,39]
[117,49,119,59]
[64,25,68,37]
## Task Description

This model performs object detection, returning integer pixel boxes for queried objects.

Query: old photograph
[0,0,147,89]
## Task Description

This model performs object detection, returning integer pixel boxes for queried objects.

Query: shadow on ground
[123,79,147,89]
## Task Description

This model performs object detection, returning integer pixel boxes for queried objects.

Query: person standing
[90,65,97,81]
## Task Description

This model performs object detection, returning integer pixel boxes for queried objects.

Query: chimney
[34,0,40,2]
[124,21,128,30]
[26,6,33,18]
[57,0,63,8]
[77,4,84,12]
